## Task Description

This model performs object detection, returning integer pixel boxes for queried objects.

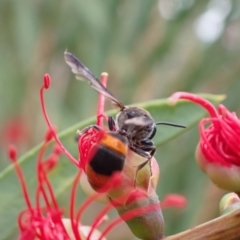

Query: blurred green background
[0,0,240,239]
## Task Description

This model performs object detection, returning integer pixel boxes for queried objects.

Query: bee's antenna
[156,122,186,128]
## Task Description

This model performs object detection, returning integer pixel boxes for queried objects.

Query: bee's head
[115,107,155,141]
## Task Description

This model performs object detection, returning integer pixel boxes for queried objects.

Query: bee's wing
[64,51,124,109]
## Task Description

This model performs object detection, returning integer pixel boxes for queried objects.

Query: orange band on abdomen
[100,134,127,155]
[86,165,111,191]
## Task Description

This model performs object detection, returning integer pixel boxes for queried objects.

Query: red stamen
[44,128,55,142]
[70,170,82,240]
[8,144,17,160]
[43,154,58,172]
[96,73,108,128]
[53,145,62,155]
[8,145,33,211]
[78,127,105,170]
[36,143,54,209]
[170,92,220,128]
[34,142,67,238]
[199,118,228,165]
[160,194,187,209]
[18,210,29,232]
[44,74,51,89]
[199,118,238,166]
[40,75,79,167]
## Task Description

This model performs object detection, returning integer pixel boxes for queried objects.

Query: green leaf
[0,94,224,239]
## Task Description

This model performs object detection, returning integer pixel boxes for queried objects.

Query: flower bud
[112,189,164,240]
[219,193,240,215]
[170,92,240,192]
[196,144,240,192]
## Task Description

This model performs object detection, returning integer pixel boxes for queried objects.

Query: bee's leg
[108,116,116,131]
[137,140,156,174]
[136,147,155,172]
[133,158,151,188]
[131,139,155,156]
[76,124,102,139]
[139,139,153,146]
[131,145,156,187]
[75,127,94,142]
[92,124,102,131]
[137,147,155,177]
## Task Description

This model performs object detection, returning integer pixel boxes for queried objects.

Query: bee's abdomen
[86,132,128,191]
[89,145,126,175]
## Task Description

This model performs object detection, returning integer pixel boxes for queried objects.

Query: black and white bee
[64,51,186,172]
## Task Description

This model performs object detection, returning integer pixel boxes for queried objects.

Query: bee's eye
[127,112,135,119]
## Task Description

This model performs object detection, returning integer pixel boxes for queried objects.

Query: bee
[64,51,186,185]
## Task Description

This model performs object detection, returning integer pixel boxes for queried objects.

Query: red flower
[8,130,124,239]
[38,72,187,239]
[8,131,179,240]
[170,92,240,192]
[40,73,165,239]
[8,132,69,239]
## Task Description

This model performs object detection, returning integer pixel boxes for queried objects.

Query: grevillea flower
[8,130,186,240]
[39,71,187,239]
[170,92,240,192]
[8,129,124,240]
